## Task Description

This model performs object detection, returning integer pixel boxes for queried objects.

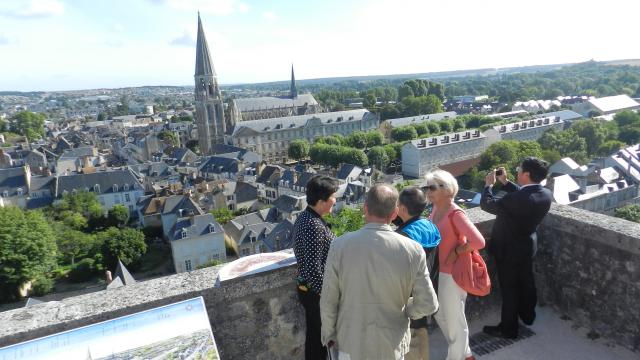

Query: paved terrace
[0,204,639,359]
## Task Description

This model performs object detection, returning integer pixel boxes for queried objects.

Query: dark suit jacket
[480,181,553,260]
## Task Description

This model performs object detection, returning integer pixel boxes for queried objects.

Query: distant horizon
[2,0,639,92]
[3,58,638,94]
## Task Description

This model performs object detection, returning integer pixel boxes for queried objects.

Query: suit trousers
[434,273,473,360]
[496,257,537,336]
[298,289,327,360]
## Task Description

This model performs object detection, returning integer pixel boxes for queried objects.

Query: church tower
[290,64,298,100]
[194,12,225,154]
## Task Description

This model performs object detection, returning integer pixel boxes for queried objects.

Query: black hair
[521,157,549,183]
[306,175,339,206]
[399,186,427,217]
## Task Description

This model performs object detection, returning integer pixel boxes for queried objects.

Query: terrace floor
[423,306,637,360]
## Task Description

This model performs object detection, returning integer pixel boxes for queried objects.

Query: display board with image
[0,297,220,360]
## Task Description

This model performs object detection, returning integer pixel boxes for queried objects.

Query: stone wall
[536,205,640,351]
[0,204,638,356]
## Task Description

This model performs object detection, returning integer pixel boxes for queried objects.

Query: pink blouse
[430,203,485,274]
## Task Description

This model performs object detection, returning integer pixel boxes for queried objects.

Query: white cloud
[114,23,124,32]
[169,30,196,47]
[262,11,277,21]
[1,0,64,19]
[149,0,249,16]
[0,34,9,45]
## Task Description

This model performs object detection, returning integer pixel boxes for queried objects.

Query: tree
[106,205,129,228]
[614,110,640,127]
[288,139,310,161]
[98,227,147,270]
[366,131,384,147]
[325,207,364,237]
[426,122,440,134]
[367,146,389,170]
[97,113,106,121]
[158,131,179,146]
[54,223,97,265]
[597,140,625,156]
[614,204,640,223]
[538,129,588,164]
[391,126,418,142]
[570,120,609,156]
[346,131,368,149]
[54,191,104,223]
[10,111,46,139]
[0,207,57,302]
[363,94,377,108]
[398,85,414,101]
[412,124,429,137]
[344,148,368,167]
[380,104,400,121]
[618,125,640,145]
[211,208,235,225]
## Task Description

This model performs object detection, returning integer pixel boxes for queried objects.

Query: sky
[1,0,639,92]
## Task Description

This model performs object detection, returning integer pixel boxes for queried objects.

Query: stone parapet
[1,204,639,356]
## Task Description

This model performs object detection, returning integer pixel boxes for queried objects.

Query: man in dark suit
[480,157,553,339]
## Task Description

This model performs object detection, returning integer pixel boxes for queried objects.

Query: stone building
[193,13,227,155]
[402,129,487,178]
[231,109,378,164]
[226,66,320,124]
[484,115,564,143]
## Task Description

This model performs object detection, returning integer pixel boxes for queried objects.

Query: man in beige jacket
[320,184,439,360]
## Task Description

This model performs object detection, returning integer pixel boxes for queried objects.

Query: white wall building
[402,129,487,178]
[484,116,564,143]
[170,214,226,273]
[230,109,378,164]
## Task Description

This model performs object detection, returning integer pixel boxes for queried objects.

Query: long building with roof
[226,66,321,124]
[230,109,378,164]
[402,129,487,178]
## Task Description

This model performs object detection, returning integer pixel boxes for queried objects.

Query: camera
[495,169,504,176]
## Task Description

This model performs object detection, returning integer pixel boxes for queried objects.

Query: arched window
[123,183,129,191]
[2,190,8,197]
[113,184,119,192]
[16,188,23,196]
[94,184,101,193]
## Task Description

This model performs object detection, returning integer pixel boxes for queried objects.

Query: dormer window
[123,184,129,191]
[181,228,188,239]
[113,184,119,192]
[94,184,101,193]
[2,190,8,197]
[209,224,216,233]
[17,188,23,196]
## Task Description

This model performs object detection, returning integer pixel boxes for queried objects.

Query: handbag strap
[447,208,466,245]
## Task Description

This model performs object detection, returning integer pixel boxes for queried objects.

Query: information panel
[0,297,220,360]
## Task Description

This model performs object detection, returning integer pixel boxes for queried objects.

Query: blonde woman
[424,170,485,360]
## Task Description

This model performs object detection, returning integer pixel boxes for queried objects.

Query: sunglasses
[424,184,445,192]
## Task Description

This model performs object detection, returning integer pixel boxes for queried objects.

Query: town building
[55,169,144,215]
[401,129,487,178]
[169,214,226,273]
[570,94,640,117]
[230,109,378,164]
[484,116,564,143]
[227,66,320,124]
[193,13,228,154]
[378,111,457,139]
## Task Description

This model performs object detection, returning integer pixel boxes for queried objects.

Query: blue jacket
[397,217,441,249]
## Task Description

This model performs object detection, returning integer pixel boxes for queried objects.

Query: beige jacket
[320,223,439,360]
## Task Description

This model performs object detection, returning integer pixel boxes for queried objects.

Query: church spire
[195,12,216,76]
[290,64,298,99]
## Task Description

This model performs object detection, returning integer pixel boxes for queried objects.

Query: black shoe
[483,325,517,339]
[520,310,536,326]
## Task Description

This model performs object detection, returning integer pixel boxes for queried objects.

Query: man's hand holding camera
[486,167,508,187]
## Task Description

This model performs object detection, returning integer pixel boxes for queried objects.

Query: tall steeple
[194,12,225,154]
[290,64,298,99]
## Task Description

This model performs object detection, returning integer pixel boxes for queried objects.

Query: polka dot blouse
[293,207,335,294]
